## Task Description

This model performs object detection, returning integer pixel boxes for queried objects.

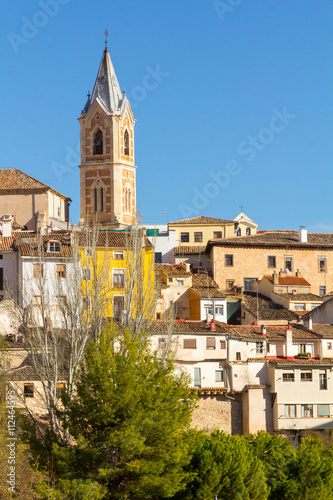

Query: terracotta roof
[0,169,70,200]
[242,294,298,321]
[269,358,333,366]
[192,274,218,288]
[77,231,153,248]
[207,231,333,251]
[151,320,228,333]
[174,246,207,255]
[155,264,192,276]
[170,216,234,225]
[273,292,322,302]
[265,274,311,286]
[0,236,15,252]
[307,324,333,339]
[8,365,40,380]
[222,324,321,340]
[15,232,72,257]
[191,287,227,298]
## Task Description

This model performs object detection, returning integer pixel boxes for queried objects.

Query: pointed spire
[89,46,123,114]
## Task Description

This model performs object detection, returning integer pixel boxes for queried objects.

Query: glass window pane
[318,404,330,417]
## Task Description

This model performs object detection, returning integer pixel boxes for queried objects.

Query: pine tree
[56,326,197,500]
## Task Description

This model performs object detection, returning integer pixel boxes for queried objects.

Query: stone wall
[191,393,242,434]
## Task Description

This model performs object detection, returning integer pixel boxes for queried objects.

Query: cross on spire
[240,204,244,212]
[104,29,109,48]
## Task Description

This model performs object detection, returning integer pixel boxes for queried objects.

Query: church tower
[79,44,136,228]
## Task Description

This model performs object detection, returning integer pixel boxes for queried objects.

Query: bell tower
[78,42,136,228]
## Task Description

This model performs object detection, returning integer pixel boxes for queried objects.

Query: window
[226,279,234,291]
[49,241,61,253]
[93,129,103,155]
[204,304,214,316]
[318,404,330,417]
[282,371,295,382]
[301,370,312,382]
[113,296,124,318]
[168,277,173,283]
[194,367,201,388]
[213,231,222,239]
[94,188,98,212]
[181,232,189,243]
[284,404,296,418]
[113,251,125,260]
[256,342,264,354]
[294,304,306,311]
[246,227,251,236]
[0,255,3,259]
[320,286,326,296]
[82,296,90,309]
[220,340,226,349]
[299,344,307,353]
[156,313,161,320]
[328,342,332,350]
[33,263,43,278]
[225,254,233,267]
[177,279,184,286]
[56,264,66,278]
[236,228,241,236]
[81,268,92,280]
[267,343,270,353]
[285,257,293,272]
[24,384,34,398]
[206,337,216,350]
[113,270,125,289]
[124,129,129,156]
[268,256,276,268]
[320,371,327,390]
[184,339,197,349]
[301,404,313,417]
[215,306,224,316]
[56,383,65,399]
[100,188,104,212]
[215,370,223,382]
[244,278,256,292]
[194,232,203,242]
[154,252,162,264]
[319,257,327,272]
[236,352,241,360]
[124,187,131,213]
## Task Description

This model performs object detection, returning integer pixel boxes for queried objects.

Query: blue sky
[1,0,332,231]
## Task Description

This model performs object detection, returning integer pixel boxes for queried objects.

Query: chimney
[298,226,307,243]
[206,313,212,324]
[304,316,313,330]
[285,324,293,359]
[273,271,279,284]
[296,269,302,278]
[2,217,12,237]
[261,325,267,337]
[210,320,216,331]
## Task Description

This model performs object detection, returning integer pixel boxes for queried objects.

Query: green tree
[56,326,197,500]
[180,431,268,500]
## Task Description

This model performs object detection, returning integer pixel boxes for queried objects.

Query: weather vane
[104,29,109,48]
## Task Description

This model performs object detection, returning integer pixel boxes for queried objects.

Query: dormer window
[124,129,129,156]
[93,129,103,155]
[48,241,61,253]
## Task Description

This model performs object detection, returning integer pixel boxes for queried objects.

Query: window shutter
[206,337,216,349]
[184,339,197,349]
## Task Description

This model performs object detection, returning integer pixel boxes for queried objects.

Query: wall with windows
[211,244,333,295]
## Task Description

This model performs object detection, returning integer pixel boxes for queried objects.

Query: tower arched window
[100,188,104,212]
[94,188,98,212]
[246,227,251,236]
[124,130,129,156]
[93,129,103,155]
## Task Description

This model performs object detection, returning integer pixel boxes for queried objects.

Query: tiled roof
[222,324,320,340]
[15,232,72,257]
[191,287,227,298]
[77,231,153,248]
[174,246,207,255]
[307,324,333,339]
[0,236,15,252]
[269,358,333,366]
[192,274,218,288]
[170,216,234,225]
[0,169,70,200]
[155,264,192,276]
[273,292,322,302]
[8,365,40,380]
[242,294,298,321]
[207,231,333,251]
[265,274,311,286]
[151,320,228,333]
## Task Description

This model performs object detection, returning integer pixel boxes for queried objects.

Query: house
[0,169,71,231]
[155,263,193,319]
[258,272,323,315]
[171,213,258,273]
[303,296,333,325]
[189,274,227,323]
[207,228,333,295]
[144,224,177,264]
